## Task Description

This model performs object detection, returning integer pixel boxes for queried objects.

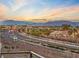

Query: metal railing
[0,51,44,58]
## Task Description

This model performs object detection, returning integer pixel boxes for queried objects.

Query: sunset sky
[0,0,79,22]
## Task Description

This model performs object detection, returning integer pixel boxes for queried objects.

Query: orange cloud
[0,4,8,16]
[0,4,9,21]
[40,6,79,21]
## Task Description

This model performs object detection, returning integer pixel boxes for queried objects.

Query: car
[13,36,18,41]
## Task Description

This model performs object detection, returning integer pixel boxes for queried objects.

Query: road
[18,33,79,49]
[1,30,79,58]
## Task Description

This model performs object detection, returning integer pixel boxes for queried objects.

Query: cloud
[11,0,36,12]
[0,0,79,22]
[0,4,8,16]
[7,5,79,22]
[11,0,26,12]
[0,4,9,21]
[38,5,79,21]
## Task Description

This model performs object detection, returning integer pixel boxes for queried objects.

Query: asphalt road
[1,30,79,58]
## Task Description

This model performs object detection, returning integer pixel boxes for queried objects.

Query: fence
[0,51,44,58]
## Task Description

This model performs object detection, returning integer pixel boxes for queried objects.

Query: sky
[0,0,79,22]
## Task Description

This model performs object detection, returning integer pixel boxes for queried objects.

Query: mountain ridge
[0,20,79,26]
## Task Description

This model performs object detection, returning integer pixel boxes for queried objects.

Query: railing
[0,51,44,58]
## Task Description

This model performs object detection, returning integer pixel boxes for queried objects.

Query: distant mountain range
[45,21,79,26]
[0,20,79,26]
[0,20,33,25]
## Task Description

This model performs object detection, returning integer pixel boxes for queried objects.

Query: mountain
[0,20,33,25]
[0,20,79,26]
[45,20,79,26]
[0,20,44,26]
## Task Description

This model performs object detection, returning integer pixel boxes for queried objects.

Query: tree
[62,24,71,30]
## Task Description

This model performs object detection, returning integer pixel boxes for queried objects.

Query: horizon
[0,0,79,22]
[0,19,79,22]
[0,19,79,26]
